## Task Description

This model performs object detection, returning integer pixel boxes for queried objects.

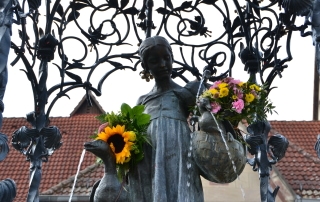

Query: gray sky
[2,1,316,121]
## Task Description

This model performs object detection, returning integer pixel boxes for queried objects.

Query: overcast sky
[2,1,317,121]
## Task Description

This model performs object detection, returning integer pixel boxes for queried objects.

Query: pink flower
[229,78,241,85]
[98,122,109,133]
[210,102,221,114]
[211,81,222,88]
[223,77,232,83]
[232,99,244,113]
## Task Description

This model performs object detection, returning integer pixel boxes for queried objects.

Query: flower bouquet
[92,103,151,180]
[200,77,276,127]
[192,77,266,182]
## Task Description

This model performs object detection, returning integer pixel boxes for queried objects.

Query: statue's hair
[138,36,173,68]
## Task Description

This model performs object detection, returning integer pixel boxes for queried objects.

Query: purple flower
[251,90,258,98]
[233,88,243,99]
[232,99,244,113]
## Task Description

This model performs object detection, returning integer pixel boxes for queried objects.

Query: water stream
[194,75,245,199]
[68,149,86,202]
[210,113,246,199]
[187,74,207,187]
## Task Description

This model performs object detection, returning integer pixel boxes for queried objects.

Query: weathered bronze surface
[86,36,246,202]
[193,111,246,183]
[1,0,318,201]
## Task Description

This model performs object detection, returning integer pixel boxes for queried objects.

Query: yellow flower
[232,95,238,100]
[249,84,261,91]
[245,93,255,103]
[218,82,228,89]
[109,143,116,153]
[124,131,136,142]
[209,88,218,95]
[201,90,212,98]
[124,156,131,163]
[219,87,229,98]
[96,125,135,164]
[238,82,244,87]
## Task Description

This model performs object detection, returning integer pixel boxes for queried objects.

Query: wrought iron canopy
[8,0,314,119]
[0,0,317,201]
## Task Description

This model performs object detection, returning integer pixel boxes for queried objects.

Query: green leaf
[121,103,132,117]
[136,114,151,126]
[89,132,98,139]
[96,157,103,164]
[93,102,151,179]
[132,105,145,116]
[134,152,144,162]
[96,114,107,123]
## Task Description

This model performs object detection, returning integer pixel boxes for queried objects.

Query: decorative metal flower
[281,0,314,16]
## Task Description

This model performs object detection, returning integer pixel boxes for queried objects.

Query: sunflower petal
[97,124,134,164]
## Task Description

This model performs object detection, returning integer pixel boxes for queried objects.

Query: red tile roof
[41,163,104,196]
[270,121,320,199]
[45,120,320,200]
[70,92,105,116]
[2,118,320,201]
[0,114,102,201]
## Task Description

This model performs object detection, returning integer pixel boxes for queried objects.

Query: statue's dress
[128,82,204,202]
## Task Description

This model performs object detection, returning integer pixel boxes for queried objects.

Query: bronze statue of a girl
[86,36,246,202]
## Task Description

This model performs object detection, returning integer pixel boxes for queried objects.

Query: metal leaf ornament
[314,134,320,158]
[281,0,314,16]
[27,0,42,11]
[41,126,63,154]
[0,133,9,162]
[11,126,34,153]
[267,134,289,161]
[11,125,62,156]
[0,179,16,202]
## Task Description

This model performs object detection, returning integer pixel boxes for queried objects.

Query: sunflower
[96,125,136,164]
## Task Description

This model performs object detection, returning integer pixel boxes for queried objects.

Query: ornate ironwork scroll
[245,121,289,201]
[3,0,318,201]
[0,1,16,201]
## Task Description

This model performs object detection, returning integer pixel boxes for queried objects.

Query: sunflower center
[107,134,125,153]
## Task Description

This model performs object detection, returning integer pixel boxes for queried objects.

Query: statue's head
[138,36,174,81]
[139,36,173,68]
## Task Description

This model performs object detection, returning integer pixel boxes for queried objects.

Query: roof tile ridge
[41,163,100,195]
[288,140,320,164]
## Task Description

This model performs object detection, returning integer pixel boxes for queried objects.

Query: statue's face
[145,45,173,80]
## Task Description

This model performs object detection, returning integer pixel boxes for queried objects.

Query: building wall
[202,164,290,202]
